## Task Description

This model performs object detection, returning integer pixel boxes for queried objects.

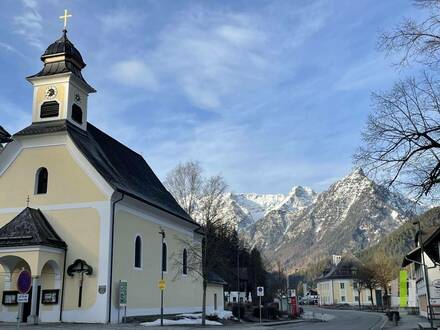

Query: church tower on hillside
[26,23,95,131]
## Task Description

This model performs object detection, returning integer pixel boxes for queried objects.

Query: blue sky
[0,0,425,194]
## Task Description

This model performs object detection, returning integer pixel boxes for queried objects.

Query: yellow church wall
[0,144,107,211]
[112,208,203,314]
[43,208,100,311]
[35,83,67,120]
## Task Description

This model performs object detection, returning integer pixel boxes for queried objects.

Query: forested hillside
[359,207,440,265]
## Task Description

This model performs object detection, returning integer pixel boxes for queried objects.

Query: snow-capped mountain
[221,186,317,230]
[243,168,418,271]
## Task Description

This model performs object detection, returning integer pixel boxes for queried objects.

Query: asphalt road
[291,306,386,330]
[0,306,386,329]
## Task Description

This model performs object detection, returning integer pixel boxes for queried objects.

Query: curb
[256,319,310,326]
[372,314,388,330]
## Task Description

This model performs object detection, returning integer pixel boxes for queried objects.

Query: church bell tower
[26,10,95,131]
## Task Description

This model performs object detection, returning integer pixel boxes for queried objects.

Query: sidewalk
[382,313,431,330]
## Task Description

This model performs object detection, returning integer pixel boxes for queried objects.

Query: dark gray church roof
[0,208,66,249]
[14,120,196,225]
[0,125,12,143]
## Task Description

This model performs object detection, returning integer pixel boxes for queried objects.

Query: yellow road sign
[159,279,166,290]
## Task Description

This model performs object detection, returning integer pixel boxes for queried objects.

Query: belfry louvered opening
[40,101,60,118]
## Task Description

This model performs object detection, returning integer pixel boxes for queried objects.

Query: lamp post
[414,220,434,328]
[237,244,240,322]
[159,228,166,327]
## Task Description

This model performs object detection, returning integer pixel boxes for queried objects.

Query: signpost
[16,270,31,329]
[257,286,264,324]
[118,280,127,324]
[159,228,166,327]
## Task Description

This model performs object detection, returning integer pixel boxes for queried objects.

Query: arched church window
[134,235,142,269]
[162,243,167,272]
[35,167,48,194]
[72,104,83,124]
[40,101,59,118]
[182,249,188,275]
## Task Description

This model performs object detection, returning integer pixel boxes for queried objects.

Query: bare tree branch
[355,75,440,201]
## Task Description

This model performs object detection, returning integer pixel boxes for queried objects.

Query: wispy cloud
[99,8,145,33]
[13,0,43,49]
[109,60,159,91]
[0,41,27,59]
[108,3,330,111]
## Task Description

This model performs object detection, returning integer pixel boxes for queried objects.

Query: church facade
[0,28,224,323]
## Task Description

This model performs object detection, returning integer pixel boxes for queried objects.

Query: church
[0,15,224,324]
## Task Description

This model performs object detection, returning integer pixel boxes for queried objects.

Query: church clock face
[45,86,57,100]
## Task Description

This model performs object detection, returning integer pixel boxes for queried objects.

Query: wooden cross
[59,9,72,30]
[67,259,93,308]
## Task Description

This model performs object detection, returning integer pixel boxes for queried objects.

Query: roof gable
[12,120,196,226]
[0,208,66,249]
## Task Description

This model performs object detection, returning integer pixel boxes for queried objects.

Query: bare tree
[164,161,203,218]
[355,74,440,200]
[370,252,398,298]
[379,0,440,69]
[165,161,227,326]
[355,263,378,308]
[356,1,440,201]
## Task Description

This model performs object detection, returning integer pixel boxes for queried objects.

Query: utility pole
[159,228,166,327]
[415,220,434,329]
[237,243,240,322]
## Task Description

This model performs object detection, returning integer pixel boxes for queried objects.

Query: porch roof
[402,247,421,267]
[0,208,66,249]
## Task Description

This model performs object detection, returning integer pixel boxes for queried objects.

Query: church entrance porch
[0,208,67,324]
[0,250,64,323]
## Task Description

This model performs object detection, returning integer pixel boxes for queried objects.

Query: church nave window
[182,249,188,275]
[35,167,48,194]
[72,104,83,124]
[134,235,142,269]
[162,242,167,273]
[40,101,59,118]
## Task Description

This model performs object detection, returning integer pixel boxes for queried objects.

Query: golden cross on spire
[59,9,72,30]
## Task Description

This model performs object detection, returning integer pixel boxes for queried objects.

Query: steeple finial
[59,9,72,31]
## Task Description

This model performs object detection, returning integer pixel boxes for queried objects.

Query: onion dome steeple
[27,29,94,92]
[41,29,86,69]
[26,9,95,131]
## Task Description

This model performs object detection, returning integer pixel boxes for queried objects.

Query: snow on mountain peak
[220,186,316,230]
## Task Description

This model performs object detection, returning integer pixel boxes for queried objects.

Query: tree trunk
[358,289,361,310]
[370,288,374,307]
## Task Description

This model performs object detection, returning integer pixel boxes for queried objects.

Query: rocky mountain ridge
[224,168,419,271]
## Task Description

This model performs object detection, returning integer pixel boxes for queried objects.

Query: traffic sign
[17,294,29,303]
[159,279,166,290]
[119,280,127,307]
[17,270,32,294]
[257,286,264,297]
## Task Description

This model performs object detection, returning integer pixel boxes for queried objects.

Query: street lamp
[413,220,434,328]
